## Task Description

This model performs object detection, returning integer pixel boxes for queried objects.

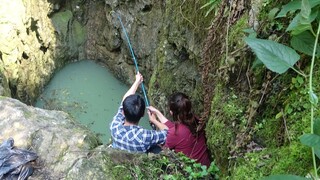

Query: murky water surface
[35,60,151,143]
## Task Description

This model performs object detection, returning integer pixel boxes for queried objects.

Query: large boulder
[0,97,145,179]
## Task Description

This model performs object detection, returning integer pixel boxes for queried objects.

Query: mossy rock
[71,20,86,47]
[51,10,73,39]
[230,142,312,179]
[206,83,247,173]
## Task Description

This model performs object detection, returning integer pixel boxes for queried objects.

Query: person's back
[110,73,168,153]
[164,120,211,167]
[164,92,211,166]
[148,92,211,166]
[110,100,167,153]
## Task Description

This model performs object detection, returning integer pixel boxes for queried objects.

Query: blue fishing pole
[114,12,150,108]
[114,12,156,130]
[113,12,159,129]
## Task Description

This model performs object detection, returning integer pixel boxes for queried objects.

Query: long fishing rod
[113,12,156,129]
[114,12,150,107]
[114,12,157,130]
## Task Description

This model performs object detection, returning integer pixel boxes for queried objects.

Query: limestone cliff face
[0,0,197,127]
[0,0,86,104]
[84,0,165,85]
[0,0,202,108]
[83,0,204,114]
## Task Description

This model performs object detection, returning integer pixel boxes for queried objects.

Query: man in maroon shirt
[148,92,211,167]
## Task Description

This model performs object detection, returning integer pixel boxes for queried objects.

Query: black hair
[123,94,145,124]
[168,92,199,136]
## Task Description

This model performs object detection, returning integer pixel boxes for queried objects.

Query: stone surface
[0,97,151,179]
[0,70,10,97]
[0,0,86,104]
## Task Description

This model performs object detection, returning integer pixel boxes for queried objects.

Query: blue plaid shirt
[110,105,168,153]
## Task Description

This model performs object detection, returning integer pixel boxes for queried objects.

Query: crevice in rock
[171,43,189,62]
[26,27,30,35]
[111,46,121,53]
[22,52,29,60]
[141,4,152,12]
[30,18,43,45]
[9,81,17,99]
[40,45,48,54]
[47,1,66,18]
[178,47,189,62]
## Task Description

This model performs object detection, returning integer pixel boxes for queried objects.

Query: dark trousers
[147,145,162,154]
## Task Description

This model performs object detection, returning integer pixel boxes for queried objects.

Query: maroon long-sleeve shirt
[164,120,211,167]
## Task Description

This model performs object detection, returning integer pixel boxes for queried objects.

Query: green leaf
[205,3,216,17]
[291,31,320,56]
[309,91,318,105]
[268,8,280,20]
[314,118,320,136]
[262,175,309,180]
[292,24,312,35]
[277,0,303,18]
[300,133,320,149]
[245,37,300,74]
[315,148,320,159]
[275,112,283,119]
[286,14,301,31]
[251,57,263,69]
[297,76,304,84]
[286,9,318,35]
[243,28,257,38]
[185,166,192,173]
[200,0,215,9]
[276,0,320,18]
[200,170,208,176]
[301,0,311,19]
[286,13,315,35]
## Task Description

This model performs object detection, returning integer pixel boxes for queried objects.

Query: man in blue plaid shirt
[110,72,168,153]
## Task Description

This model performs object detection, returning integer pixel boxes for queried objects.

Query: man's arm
[110,105,125,129]
[111,73,142,129]
[122,72,143,102]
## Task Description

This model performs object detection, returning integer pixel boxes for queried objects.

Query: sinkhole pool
[35,60,151,143]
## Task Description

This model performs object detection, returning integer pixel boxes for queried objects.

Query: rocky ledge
[0,97,161,179]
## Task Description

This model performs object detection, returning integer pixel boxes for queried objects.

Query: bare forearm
[147,106,169,124]
[122,80,140,102]
[151,120,168,131]
[155,112,168,124]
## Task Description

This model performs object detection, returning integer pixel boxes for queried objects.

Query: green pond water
[35,60,151,143]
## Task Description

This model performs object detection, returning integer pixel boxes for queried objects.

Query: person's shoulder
[171,124,192,136]
[165,120,175,128]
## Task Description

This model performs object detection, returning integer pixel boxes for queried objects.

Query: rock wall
[0,0,204,109]
[84,0,165,86]
[0,0,86,104]
[83,0,204,114]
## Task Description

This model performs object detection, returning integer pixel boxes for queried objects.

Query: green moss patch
[206,84,246,173]
[72,20,86,46]
[231,142,312,179]
[51,10,73,38]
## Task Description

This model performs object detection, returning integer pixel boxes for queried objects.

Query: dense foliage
[245,0,320,179]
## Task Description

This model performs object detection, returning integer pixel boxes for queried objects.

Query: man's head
[123,94,145,124]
